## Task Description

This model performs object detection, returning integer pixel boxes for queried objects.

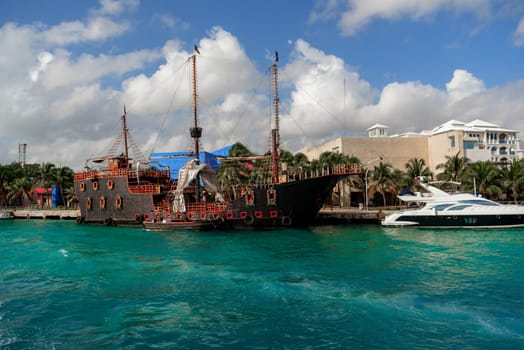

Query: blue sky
[2,0,524,169]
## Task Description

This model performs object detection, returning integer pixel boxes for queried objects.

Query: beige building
[300,119,522,174]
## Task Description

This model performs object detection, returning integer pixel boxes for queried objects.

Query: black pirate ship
[74,50,361,229]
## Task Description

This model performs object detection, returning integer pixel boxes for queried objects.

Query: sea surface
[0,220,523,349]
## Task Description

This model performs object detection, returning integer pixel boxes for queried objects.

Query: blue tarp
[150,145,233,180]
[52,185,61,208]
[211,144,233,157]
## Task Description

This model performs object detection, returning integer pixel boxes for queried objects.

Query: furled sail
[172,160,220,212]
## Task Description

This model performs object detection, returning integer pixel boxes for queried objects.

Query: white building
[429,119,521,164]
[301,119,522,173]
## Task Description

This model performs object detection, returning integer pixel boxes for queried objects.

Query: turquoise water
[0,220,523,349]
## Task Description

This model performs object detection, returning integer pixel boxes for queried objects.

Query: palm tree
[7,176,33,206]
[405,158,432,185]
[248,159,270,184]
[280,150,295,166]
[292,152,310,168]
[63,185,77,208]
[318,151,354,168]
[337,155,361,207]
[37,162,56,188]
[499,159,524,204]
[32,162,56,208]
[315,151,361,207]
[229,142,253,157]
[288,152,310,180]
[436,152,469,182]
[368,161,397,207]
[216,142,254,199]
[216,161,250,200]
[464,161,501,199]
[0,165,11,206]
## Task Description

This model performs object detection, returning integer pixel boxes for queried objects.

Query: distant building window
[500,147,507,155]
[464,141,475,150]
[499,134,507,144]
[448,136,456,148]
[510,148,516,155]
[491,146,497,154]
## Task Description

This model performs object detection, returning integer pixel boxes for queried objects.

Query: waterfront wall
[11,209,80,220]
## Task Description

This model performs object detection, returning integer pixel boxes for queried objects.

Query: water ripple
[0,221,523,348]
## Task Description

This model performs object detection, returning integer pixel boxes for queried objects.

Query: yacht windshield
[429,203,455,211]
[447,205,472,211]
[459,199,499,206]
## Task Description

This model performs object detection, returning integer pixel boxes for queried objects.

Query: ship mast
[271,51,280,183]
[122,106,129,168]
[189,50,202,165]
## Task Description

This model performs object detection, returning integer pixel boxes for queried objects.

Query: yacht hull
[382,213,524,228]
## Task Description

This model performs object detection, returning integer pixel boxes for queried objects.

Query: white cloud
[315,0,491,36]
[119,27,264,154]
[0,23,36,86]
[41,17,130,45]
[513,16,524,46]
[90,0,139,17]
[153,14,190,31]
[309,0,339,23]
[33,0,136,47]
[446,69,485,103]
[30,51,54,82]
[2,11,524,171]
[34,48,161,89]
[359,81,449,133]
[120,27,260,116]
[0,18,151,168]
[280,39,524,152]
[280,39,377,148]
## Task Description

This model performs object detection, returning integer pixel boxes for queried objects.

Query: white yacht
[0,210,13,220]
[381,180,524,228]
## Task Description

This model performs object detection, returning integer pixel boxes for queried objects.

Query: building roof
[465,119,499,128]
[367,123,389,130]
[390,132,428,138]
[431,119,517,135]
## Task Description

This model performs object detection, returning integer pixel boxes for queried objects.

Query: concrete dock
[11,209,80,220]
[316,207,387,224]
[6,207,384,224]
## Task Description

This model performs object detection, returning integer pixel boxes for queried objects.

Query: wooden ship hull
[74,169,171,226]
[144,165,359,231]
[73,107,173,227]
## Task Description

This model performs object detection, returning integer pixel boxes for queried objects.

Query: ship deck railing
[74,168,170,181]
[154,202,229,216]
[286,164,362,182]
[128,183,156,194]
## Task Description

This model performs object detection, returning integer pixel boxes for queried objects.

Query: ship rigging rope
[292,78,344,125]
[262,68,345,149]
[277,101,308,148]
[149,59,192,155]
[212,65,269,148]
